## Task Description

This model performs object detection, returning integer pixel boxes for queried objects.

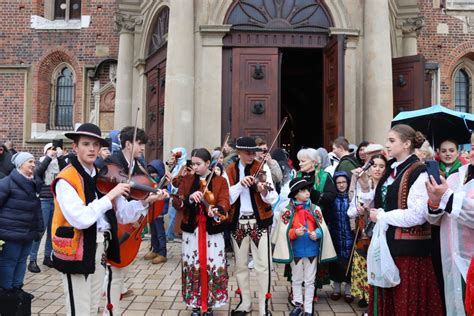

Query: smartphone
[52,139,63,149]
[425,160,441,185]
[186,159,192,168]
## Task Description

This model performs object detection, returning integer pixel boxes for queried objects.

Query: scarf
[294,200,316,228]
[439,159,463,178]
[297,165,328,193]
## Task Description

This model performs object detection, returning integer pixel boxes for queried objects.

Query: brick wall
[0,0,119,155]
[418,0,474,107]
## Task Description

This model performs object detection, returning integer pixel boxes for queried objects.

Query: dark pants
[151,216,167,257]
[0,240,33,289]
[29,198,54,261]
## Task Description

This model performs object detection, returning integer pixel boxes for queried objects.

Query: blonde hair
[418,140,435,160]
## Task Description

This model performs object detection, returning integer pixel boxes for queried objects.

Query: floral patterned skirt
[181,230,228,309]
[351,252,369,301]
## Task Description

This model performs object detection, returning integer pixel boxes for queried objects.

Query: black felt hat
[65,123,109,147]
[235,137,262,152]
[288,177,313,199]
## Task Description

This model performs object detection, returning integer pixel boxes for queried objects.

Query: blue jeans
[0,240,33,289]
[151,217,167,256]
[166,204,176,240]
[29,199,54,261]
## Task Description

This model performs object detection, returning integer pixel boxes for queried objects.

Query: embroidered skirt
[368,256,443,316]
[181,230,228,309]
[351,251,369,300]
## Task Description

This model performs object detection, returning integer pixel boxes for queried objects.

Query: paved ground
[25,239,363,315]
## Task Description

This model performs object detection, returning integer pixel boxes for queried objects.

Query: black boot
[27,261,40,273]
[191,308,201,316]
[43,256,54,268]
[289,303,303,316]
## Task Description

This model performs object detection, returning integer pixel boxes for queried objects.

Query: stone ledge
[31,15,91,30]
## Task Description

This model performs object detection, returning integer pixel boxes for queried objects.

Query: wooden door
[323,35,344,150]
[145,48,167,160]
[231,48,280,142]
[392,54,426,116]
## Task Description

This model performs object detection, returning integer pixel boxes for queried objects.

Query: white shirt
[55,163,147,232]
[227,161,278,216]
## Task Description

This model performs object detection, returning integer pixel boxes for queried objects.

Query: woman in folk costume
[296,148,337,301]
[273,177,336,316]
[347,154,388,310]
[361,124,443,315]
[426,133,474,316]
[173,148,230,316]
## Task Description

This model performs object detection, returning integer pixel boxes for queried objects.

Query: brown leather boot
[152,255,167,264]
[144,251,159,260]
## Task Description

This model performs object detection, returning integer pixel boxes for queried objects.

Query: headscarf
[316,147,331,169]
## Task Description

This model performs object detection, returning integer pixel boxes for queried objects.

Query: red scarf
[295,205,316,229]
[197,205,209,312]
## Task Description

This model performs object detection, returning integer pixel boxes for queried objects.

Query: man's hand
[207,206,219,218]
[369,208,381,222]
[189,191,204,203]
[106,183,131,201]
[256,182,268,195]
[425,175,448,206]
[240,176,255,188]
[47,148,57,159]
[145,189,169,204]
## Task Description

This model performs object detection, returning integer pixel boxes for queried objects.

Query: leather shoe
[330,292,341,301]
[289,304,303,316]
[151,255,167,264]
[28,261,41,273]
[43,256,54,268]
[344,294,354,303]
[191,309,201,316]
[144,251,159,260]
[358,298,368,308]
[231,310,250,316]
[202,311,213,316]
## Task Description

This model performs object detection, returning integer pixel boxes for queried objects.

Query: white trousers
[103,265,129,315]
[231,219,271,316]
[290,257,317,313]
[61,242,105,316]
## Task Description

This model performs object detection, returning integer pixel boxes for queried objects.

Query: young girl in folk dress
[360,125,443,316]
[173,148,230,316]
[347,154,387,310]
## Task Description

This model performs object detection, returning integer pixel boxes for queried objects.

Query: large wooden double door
[145,47,167,160]
[223,35,344,150]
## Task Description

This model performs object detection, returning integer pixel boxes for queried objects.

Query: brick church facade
[0,0,474,158]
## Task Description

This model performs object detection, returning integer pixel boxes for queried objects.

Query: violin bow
[202,132,230,196]
[127,107,141,181]
[252,117,288,177]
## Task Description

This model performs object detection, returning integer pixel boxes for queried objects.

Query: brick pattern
[417,0,474,107]
[0,0,119,154]
[26,239,362,315]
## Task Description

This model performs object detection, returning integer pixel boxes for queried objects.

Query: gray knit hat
[11,152,34,168]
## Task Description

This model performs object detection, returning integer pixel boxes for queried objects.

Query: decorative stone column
[363,0,394,144]
[163,0,195,156]
[397,17,425,56]
[113,13,142,129]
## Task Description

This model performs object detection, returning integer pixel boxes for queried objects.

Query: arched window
[55,0,81,20]
[454,68,470,112]
[53,67,74,129]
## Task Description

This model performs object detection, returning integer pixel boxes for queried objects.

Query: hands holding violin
[144,189,169,204]
[105,183,169,204]
[240,176,269,195]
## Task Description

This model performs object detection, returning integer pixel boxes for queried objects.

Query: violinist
[51,123,165,316]
[103,126,168,316]
[172,148,230,316]
[347,153,387,309]
[225,137,278,316]
[166,147,188,242]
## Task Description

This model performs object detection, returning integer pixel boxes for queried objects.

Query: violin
[355,203,371,251]
[198,178,227,223]
[251,168,274,193]
[97,163,162,200]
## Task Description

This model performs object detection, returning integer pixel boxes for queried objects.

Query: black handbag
[0,288,33,316]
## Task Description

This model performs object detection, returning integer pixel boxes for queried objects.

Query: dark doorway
[280,49,323,161]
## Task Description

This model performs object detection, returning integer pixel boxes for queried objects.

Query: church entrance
[221,0,343,156]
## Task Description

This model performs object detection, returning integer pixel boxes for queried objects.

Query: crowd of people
[0,123,473,316]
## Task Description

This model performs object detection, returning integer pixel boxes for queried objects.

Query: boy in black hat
[225,136,278,316]
[51,123,168,315]
[272,177,336,316]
